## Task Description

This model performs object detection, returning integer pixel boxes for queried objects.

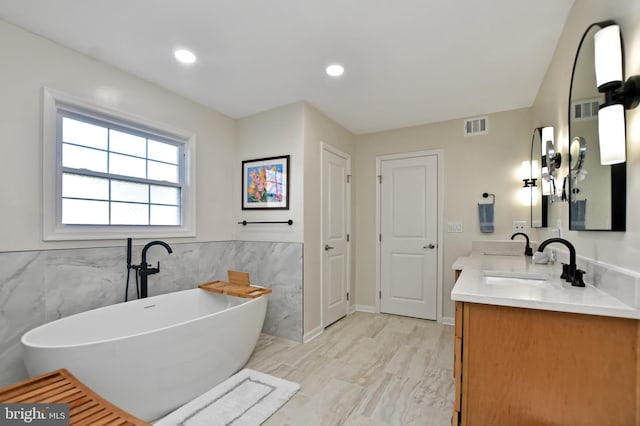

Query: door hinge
[379,233,382,242]
[346,292,350,301]
[379,290,382,299]
[378,175,382,184]
[346,234,350,242]
[346,174,352,183]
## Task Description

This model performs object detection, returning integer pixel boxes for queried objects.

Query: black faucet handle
[572,269,586,287]
[560,263,569,280]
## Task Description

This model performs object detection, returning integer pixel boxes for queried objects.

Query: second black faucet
[537,238,585,287]
[510,232,533,257]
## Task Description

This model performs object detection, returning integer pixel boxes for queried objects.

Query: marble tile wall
[0,240,303,387]
[553,250,640,309]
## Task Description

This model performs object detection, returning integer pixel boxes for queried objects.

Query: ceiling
[0,1,575,134]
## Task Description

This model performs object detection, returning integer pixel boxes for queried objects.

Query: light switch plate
[448,222,463,233]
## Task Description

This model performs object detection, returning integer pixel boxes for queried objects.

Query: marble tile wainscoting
[0,240,302,387]
[550,249,640,309]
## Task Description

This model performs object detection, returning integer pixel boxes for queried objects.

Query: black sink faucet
[139,240,173,298]
[510,232,533,256]
[537,238,585,287]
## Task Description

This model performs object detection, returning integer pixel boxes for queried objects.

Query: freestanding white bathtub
[21,288,268,421]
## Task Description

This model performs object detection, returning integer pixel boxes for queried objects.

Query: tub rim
[21,288,267,350]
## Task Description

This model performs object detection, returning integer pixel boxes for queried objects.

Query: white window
[43,88,196,240]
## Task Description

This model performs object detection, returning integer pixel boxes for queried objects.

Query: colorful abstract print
[246,164,284,204]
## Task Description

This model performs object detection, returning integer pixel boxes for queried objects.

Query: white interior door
[380,154,438,320]
[322,147,350,327]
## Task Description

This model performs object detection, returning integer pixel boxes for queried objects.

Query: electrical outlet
[447,222,463,233]
[512,221,526,233]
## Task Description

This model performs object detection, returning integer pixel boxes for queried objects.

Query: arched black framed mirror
[568,20,626,231]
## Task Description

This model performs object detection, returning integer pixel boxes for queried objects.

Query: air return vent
[572,98,600,121]
[464,116,488,136]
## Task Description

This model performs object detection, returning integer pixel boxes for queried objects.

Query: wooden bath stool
[0,368,149,425]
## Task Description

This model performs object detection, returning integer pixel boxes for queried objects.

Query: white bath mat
[154,368,299,426]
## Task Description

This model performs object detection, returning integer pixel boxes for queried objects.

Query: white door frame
[320,142,352,328]
[375,149,444,323]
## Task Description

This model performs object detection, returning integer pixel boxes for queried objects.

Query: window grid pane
[62,117,108,150]
[150,205,181,225]
[62,144,108,173]
[62,173,109,200]
[60,112,184,226]
[111,180,149,203]
[109,152,147,179]
[148,140,179,164]
[62,199,109,224]
[111,202,149,225]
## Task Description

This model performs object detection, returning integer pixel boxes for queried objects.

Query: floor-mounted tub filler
[21,288,268,421]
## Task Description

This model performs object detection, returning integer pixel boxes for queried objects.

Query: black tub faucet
[511,232,533,256]
[537,238,585,287]
[139,240,173,298]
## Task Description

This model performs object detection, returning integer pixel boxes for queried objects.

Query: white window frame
[43,87,196,240]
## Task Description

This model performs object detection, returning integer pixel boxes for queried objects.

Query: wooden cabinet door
[461,303,638,425]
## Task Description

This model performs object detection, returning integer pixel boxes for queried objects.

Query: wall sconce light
[594,22,640,165]
[520,160,539,206]
[521,160,538,188]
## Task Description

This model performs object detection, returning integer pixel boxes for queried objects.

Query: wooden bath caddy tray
[0,368,149,425]
[198,281,272,298]
[198,270,272,298]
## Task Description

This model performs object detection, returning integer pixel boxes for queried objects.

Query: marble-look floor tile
[248,312,454,426]
[368,374,422,424]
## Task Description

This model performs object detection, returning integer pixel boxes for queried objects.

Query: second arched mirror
[568,20,626,231]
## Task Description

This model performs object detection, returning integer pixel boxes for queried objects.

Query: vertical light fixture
[520,160,539,206]
[594,25,623,90]
[521,161,538,188]
[540,131,551,196]
[598,103,626,164]
[594,22,640,165]
[541,126,554,149]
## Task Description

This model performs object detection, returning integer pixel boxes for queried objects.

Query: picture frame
[241,155,290,210]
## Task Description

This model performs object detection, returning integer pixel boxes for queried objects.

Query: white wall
[355,108,533,319]
[235,103,304,243]
[532,0,640,269]
[0,20,236,252]
[235,102,356,335]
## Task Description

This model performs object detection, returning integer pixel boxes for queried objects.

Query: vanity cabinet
[452,299,639,425]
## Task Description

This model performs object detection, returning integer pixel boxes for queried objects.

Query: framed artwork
[241,155,289,210]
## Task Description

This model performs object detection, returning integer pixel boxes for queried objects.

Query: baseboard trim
[355,304,377,314]
[348,304,357,315]
[441,316,455,326]
[303,325,323,343]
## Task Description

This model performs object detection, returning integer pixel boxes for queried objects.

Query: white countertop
[451,253,640,320]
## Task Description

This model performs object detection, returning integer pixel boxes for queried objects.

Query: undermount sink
[482,270,558,289]
[482,251,521,256]
[483,270,549,280]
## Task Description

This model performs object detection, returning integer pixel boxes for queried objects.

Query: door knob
[424,244,436,249]
[325,244,334,251]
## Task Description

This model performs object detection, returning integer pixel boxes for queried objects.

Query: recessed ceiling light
[174,49,197,64]
[325,64,344,77]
